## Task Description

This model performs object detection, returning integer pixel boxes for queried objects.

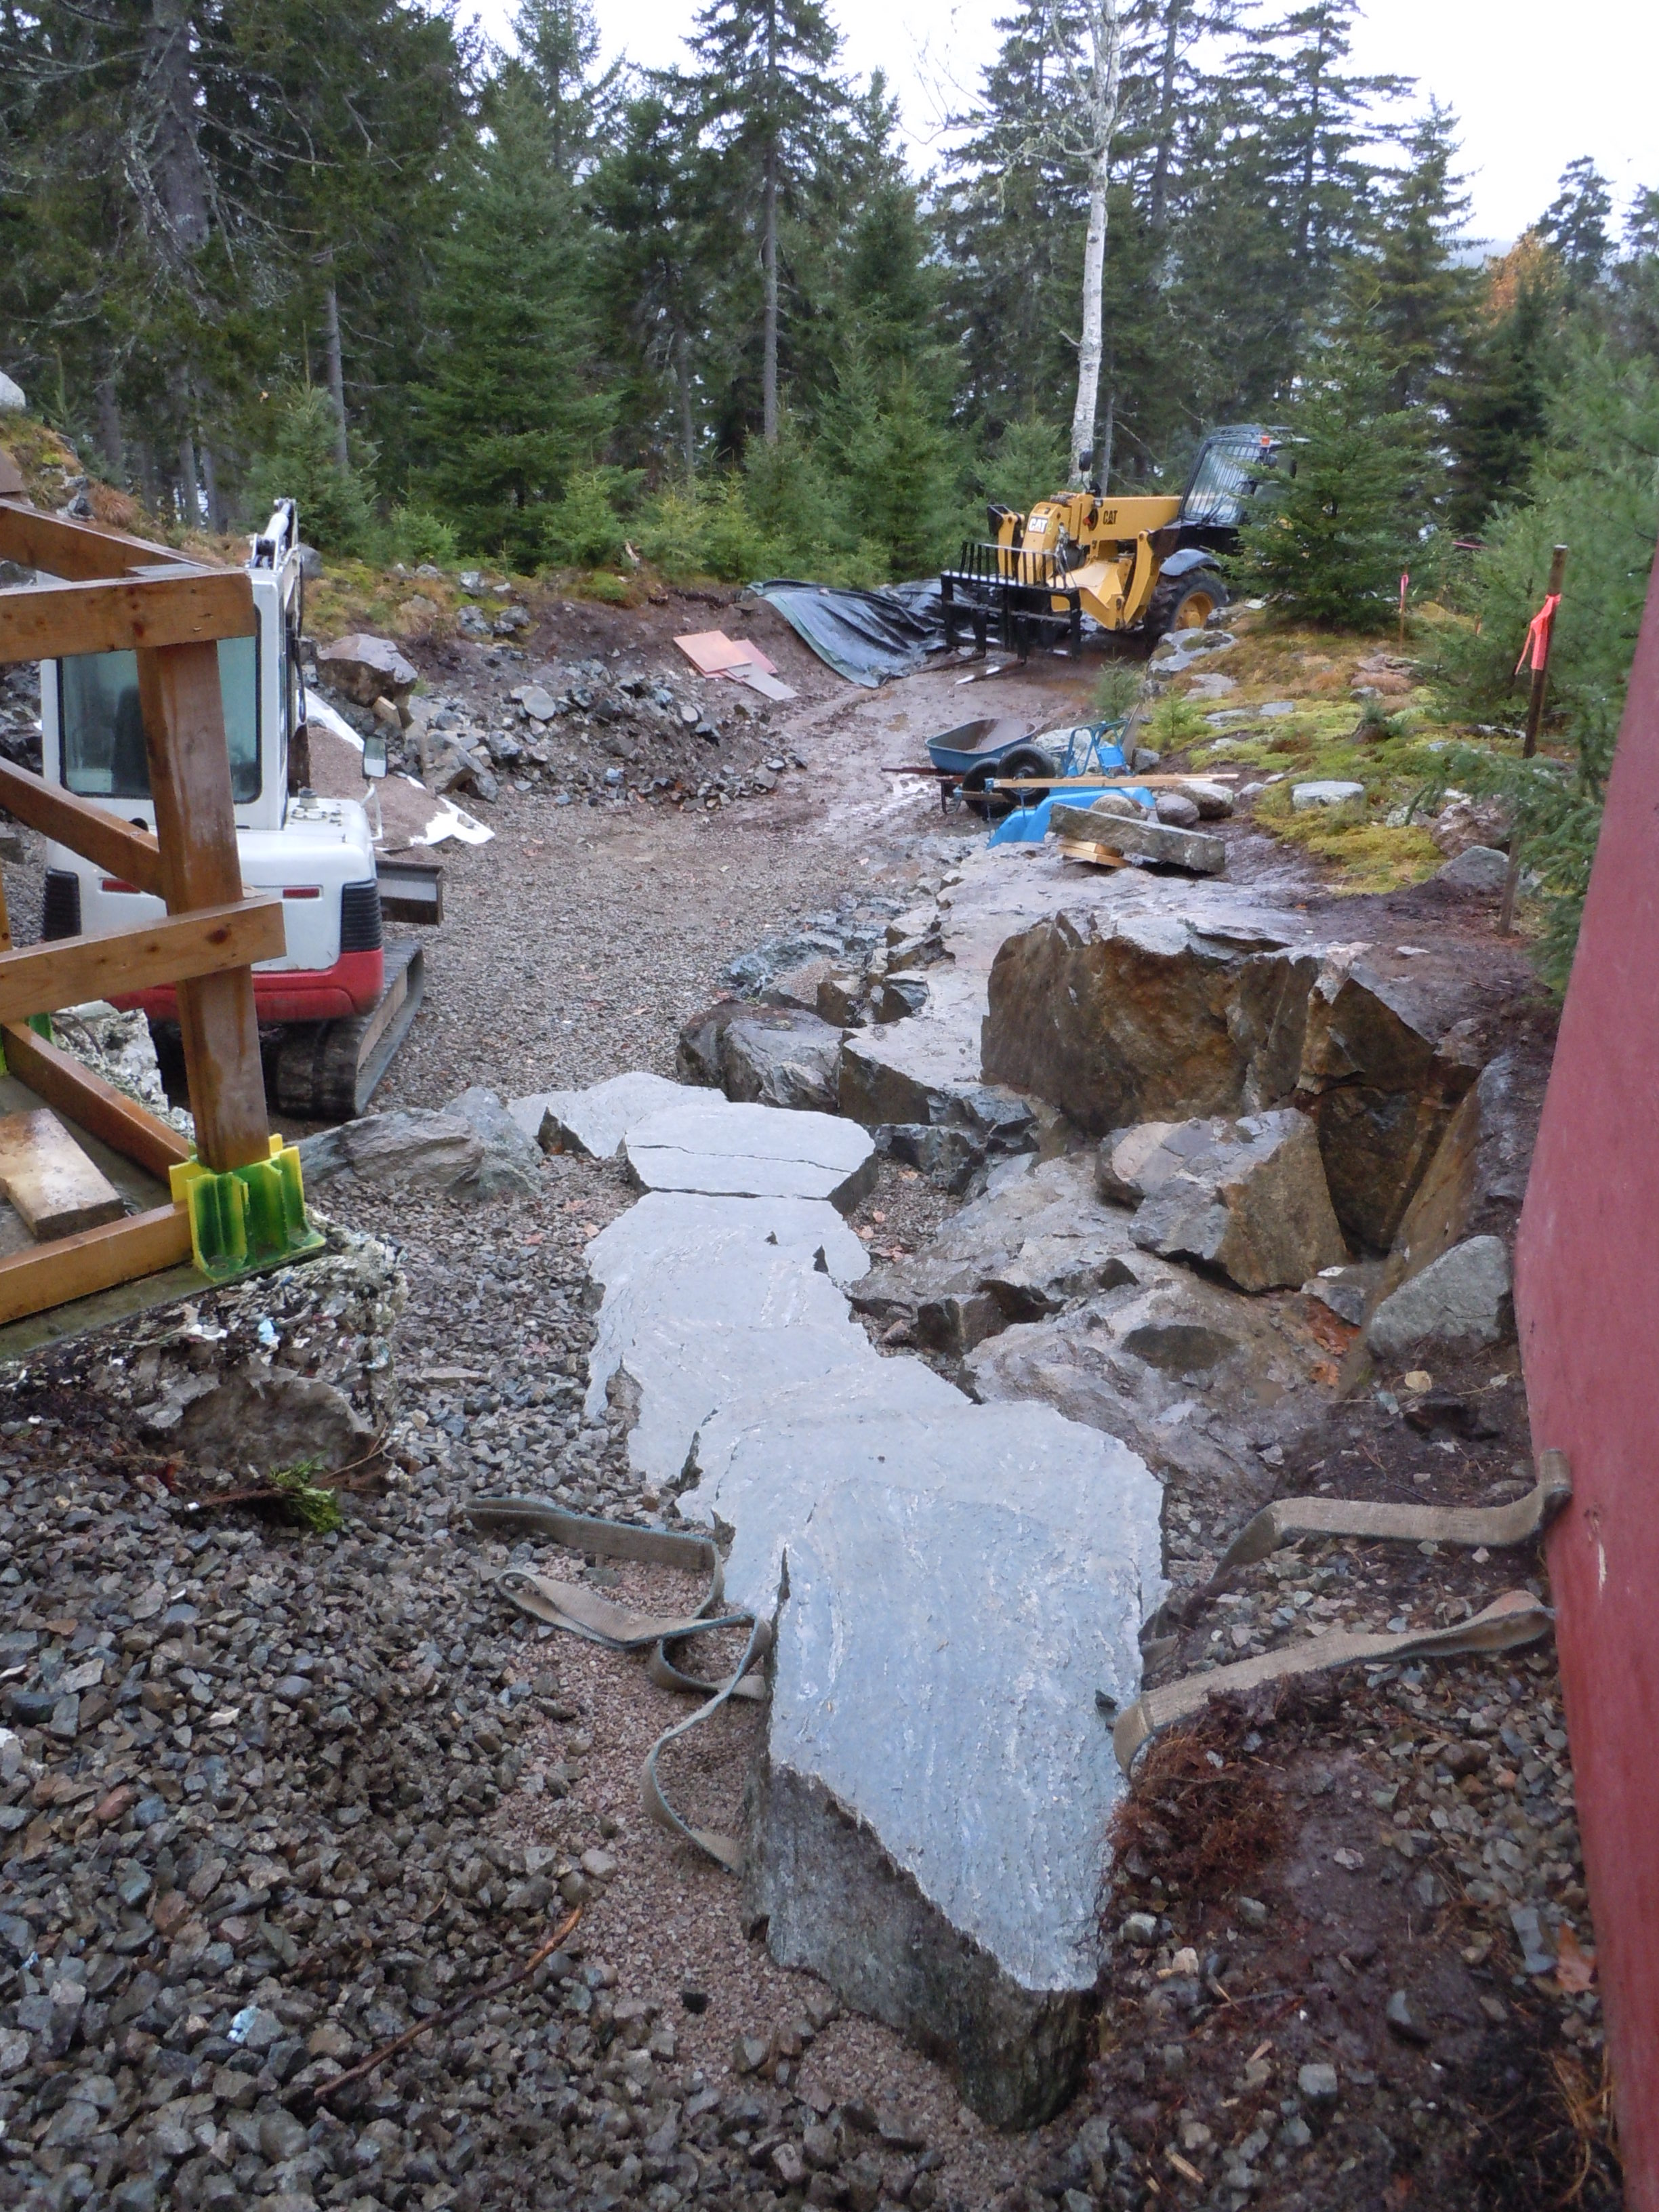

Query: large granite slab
[681,1372,1163,2124]
[623,1094,876,1212]
[510,1069,687,1158]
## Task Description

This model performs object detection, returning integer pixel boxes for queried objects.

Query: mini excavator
[36,499,431,1120]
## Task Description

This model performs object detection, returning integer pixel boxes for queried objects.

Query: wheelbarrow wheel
[961,760,1006,820]
[961,743,1056,820]
[1000,745,1059,806]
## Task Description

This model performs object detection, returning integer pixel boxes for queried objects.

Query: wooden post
[1499,544,1569,936]
[136,640,272,1170]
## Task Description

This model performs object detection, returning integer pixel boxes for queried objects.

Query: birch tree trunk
[1054,0,1122,483]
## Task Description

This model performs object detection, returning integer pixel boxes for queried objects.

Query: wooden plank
[985,773,1237,792]
[0,1020,192,1179]
[0,1107,127,1238]
[0,500,194,582]
[137,640,272,1170]
[0,569,254,664]
[1056,838,1128,869]
[0,758,165,896]
[0,898,284,1025]
[0,1202,193,1327]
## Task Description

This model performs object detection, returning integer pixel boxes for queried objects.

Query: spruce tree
[1233,346,1420,628]
[687,0,847,444]
[511,0,614,182]
[1540,157,1613,301]
[413,81,609,562]
[1446,239,1562,533]
[1353,104,1477,411]
[588,87,713,477]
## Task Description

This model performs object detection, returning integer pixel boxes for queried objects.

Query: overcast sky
[475,0,1656,248]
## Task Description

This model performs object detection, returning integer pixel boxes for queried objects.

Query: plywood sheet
[0,1107,127,1239]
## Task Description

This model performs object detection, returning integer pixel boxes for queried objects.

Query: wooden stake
[1499,544,1568,936]
[136,641,272,1171]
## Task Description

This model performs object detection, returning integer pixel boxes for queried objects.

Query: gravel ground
[0,596,1622,2209]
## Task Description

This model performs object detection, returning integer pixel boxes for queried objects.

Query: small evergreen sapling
[1232,350,1420,629]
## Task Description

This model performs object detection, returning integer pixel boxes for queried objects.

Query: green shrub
[1231,348,1421,630]
[541,467,634,569]
[1092,663,1143,722]
[247,386,373,556]
[981,415,1069,516]
[374,504,459,569]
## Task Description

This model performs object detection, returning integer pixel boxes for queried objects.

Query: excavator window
[58,638,262,804]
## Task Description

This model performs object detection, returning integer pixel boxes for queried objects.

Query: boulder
[1359,1050,1536,1323]
[1435,844,1509,893]
[1048,802,1225,875]
[684,1368,1162,2126]
[815,972,865,1025]
[518,684,558,722]
[676,1000,745,1086]
[764,956,839,1014]
[965,1251,1334,1496]
[853,1155,1147,1355]
[720,1008,845,1113]
[515,1069,686,1159]
[839,1019,1036,1168]
[1113,1109,1348,1292]
[1291,781,1365,810]
[176,1367,371,1474]
[298,1109,482,1191]
[1155,791,1201,828]
[441,1086,544,1195]
[1185,781,1235,819]
[1366,1234,1512,1357]
[1296,949,1483,1252]
[0,373,24,411]
[676,1002,844,1111]
[318,634,417,710]
[982,907,1317,1140]
[622,1092,876,1212]
[1431,794,1511,858]
[869,975,928,1023]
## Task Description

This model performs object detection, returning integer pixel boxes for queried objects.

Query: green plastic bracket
[169,1135,327,1279]
[26,1015,52,1040]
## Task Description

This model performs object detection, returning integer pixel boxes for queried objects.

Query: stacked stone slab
[543,1079,1165,2126]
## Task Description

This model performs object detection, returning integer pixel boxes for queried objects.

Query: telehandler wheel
[1147,568,1228,639]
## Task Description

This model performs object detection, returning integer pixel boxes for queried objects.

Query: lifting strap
[1112,1451,1570,1772]
[468,1494,770,1875]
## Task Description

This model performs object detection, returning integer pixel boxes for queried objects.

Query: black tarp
[750,577,949,688]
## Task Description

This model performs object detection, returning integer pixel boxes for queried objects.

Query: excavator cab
[38,500,428,1119]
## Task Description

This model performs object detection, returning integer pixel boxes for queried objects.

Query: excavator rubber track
[269,941,426,1121]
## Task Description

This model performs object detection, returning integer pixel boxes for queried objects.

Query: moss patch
[1160,606,1475,893]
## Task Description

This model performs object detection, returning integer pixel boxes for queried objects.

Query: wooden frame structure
[0,499,302,1325]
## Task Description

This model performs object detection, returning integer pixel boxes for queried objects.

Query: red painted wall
[1517,552,1659,2203]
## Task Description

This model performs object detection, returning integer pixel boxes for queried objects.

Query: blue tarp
[750,578,948,688]
[987,787,1155,845]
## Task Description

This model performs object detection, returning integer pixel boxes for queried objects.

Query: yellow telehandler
[941,422,1286,657]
